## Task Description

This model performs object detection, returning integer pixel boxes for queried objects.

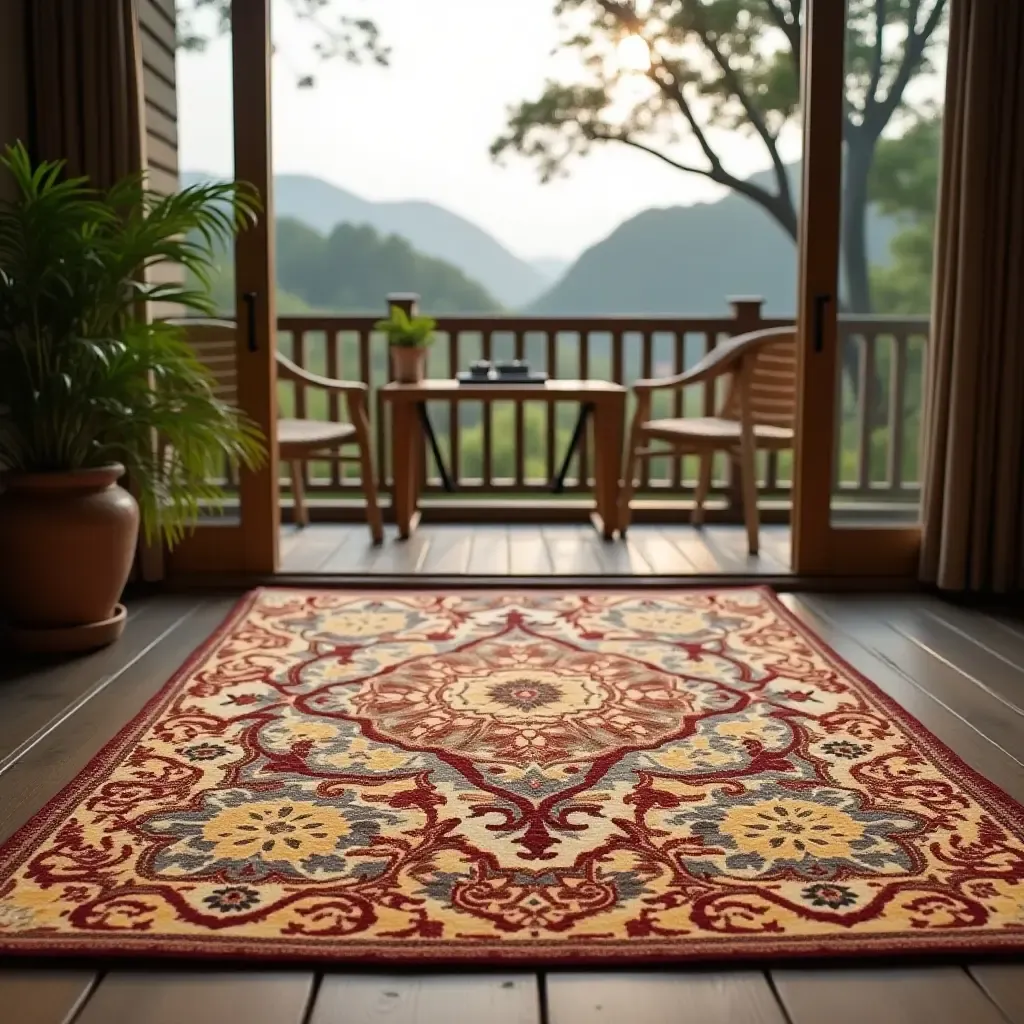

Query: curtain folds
[28,0,144,187]
[920,0,1024,594]
[28,0,162,582]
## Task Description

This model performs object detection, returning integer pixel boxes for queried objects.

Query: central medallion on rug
[1,588,1023,963]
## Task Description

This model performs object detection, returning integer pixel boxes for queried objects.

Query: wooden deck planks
[546,973,787,1024]
[0,600,237,843]
[0,598,194,766]
[309,975,540,1024]
[279,524,793,578]
[0,968,97,1024]
[773,968,1009,1024]
[970,965,1024,1024]
[801,594,1024,771]
[74,972,315,1024]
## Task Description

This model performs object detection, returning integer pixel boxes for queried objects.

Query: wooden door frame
[232,0,279,573]
[791,0,920,578]
[167,0,279,577]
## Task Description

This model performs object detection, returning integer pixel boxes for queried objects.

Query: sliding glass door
[792,0,946,576]
[166,0,279,575]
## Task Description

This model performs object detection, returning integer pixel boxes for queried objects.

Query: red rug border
[1,584,1023,966]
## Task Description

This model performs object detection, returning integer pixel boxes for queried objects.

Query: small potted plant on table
[375,304,437,383]
[0,143,265,652]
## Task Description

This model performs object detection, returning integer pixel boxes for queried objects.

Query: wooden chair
[619,325,797,556]
[174,319,383,545]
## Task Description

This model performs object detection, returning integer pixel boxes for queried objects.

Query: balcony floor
[279,523,793,576]
[2,591,1023,1019]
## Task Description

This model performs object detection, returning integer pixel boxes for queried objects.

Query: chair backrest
[718,328,798,428]
[166,318,238,407]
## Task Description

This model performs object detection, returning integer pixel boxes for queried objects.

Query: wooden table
[381,379,627,540]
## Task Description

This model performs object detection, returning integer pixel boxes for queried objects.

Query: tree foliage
[176,0,387,87]
[492,0,947,313]
[869,114,940,313]
[194,218,504,315]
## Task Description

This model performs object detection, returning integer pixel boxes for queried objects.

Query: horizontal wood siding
[139,0,177,192]
[139,0,180,320]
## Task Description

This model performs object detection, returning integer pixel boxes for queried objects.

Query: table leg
[391,401,418,539]
[591,394,625,539]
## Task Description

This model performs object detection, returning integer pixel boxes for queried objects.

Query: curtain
[920,0,1024,594]
[28,0,144,187]
[28,0,163,582]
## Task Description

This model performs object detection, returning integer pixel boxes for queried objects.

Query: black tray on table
[456,369,549,385]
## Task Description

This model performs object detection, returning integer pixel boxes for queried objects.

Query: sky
[176,0,798,263]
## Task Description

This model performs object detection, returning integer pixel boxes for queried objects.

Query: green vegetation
[0,143,264,544]
[494,0,947,318]
[374,306,437,348]
[191,217,503,316]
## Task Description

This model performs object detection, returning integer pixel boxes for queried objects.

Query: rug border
[1,584,1023,966]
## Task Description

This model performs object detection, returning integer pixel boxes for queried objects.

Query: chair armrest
[634,325,796,392]
[276,352,368,394]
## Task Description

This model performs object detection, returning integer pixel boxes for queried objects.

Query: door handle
[242,291,258,352]
[813,293,831,353]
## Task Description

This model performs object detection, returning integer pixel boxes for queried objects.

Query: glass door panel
[165,0,279,575]
[792,0,945,576]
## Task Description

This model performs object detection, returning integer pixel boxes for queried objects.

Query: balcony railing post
[725,297,766,520]
[386,292,420,319]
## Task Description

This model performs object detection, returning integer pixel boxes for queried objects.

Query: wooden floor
[2,591,1024,1023]
[280,523,794,575]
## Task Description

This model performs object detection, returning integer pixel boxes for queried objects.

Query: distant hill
[190,216,502,315]
[530,257,572,285]
[529,166,900,316]
[182,171,546,309]
[275,217,501,313]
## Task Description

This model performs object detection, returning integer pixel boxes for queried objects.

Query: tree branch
[763,0,802,78]
[588,128,720,179]
[868,0,945,135]
[647,62,725,174]
[590,126,795,236]
[689,13,795,221]
[866,0,887,109]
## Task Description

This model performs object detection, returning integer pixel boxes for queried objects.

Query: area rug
[1,587,1023,964]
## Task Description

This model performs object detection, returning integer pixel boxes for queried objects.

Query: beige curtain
[920,0,1024,594]
[28,0,144,187]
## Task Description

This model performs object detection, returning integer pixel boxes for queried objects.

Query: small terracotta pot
[390,346,427,383]
[0,464,140,648]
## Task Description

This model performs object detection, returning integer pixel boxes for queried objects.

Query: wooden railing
[270,297,927,523]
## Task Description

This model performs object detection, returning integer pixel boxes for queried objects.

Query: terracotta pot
[390,346,427,383]
[0,464,140,644]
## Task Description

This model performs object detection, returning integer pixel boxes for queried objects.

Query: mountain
[530,166,900,316]
[275,218,502,313]
[182,172,546,309]
[191,216,502,315]
[530,257,571,284]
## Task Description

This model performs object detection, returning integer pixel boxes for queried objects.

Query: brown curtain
[28,0,144,188]
[920,0,1024,595]
[28,0,163,582]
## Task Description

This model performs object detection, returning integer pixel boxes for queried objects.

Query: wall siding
[139,0,178,194]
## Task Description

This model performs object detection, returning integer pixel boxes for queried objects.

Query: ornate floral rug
[1,587,1023,964]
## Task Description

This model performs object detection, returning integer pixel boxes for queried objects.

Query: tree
[868,114,940,314]
[492,0,947,315]
[176,0,388,87]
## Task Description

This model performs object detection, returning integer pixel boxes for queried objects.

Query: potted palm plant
[375,305,437,383]
[0,143,265,652]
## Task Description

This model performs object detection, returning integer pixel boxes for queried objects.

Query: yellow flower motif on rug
[1,587,1023,964]
[202,801,350,863]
